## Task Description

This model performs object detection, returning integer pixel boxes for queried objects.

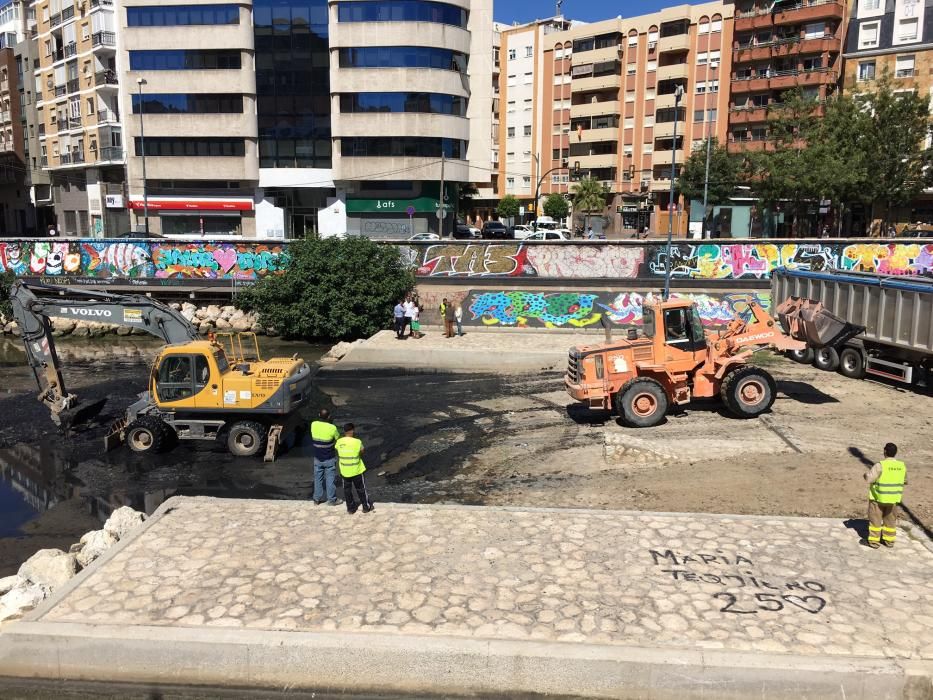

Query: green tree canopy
[542,193,570,220]
[497,195,520,220]
[0,270,15,320]
[457,182,479,217]
[571,177,607,228]
[677,137,742,206]
[235,237,414,341]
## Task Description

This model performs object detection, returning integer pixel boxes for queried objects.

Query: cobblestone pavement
[40,497,933,660]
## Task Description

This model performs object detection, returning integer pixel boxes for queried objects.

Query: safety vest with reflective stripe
[310,420,339,461]
[869,459,906,504]
[335,436,366,478]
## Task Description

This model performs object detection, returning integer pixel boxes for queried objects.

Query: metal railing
[66,78,79,93]
[98,146,123,161]
[92,31,115,48]
[64,42,77,58]
[54,84,67,97]
[736,0,841,18]
[732,66,833,81]
[61,5,74,21]
[94,69,117,86]
[96,108,119,123]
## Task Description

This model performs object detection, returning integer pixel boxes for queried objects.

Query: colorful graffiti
[467,290,772,329]
[0,239,289,284]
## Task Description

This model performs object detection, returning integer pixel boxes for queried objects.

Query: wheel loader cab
[643,301,708,368]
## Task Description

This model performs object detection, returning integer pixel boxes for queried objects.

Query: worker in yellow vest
[863,442,907,548]
[335,423,374,515]
[310,409,341,506]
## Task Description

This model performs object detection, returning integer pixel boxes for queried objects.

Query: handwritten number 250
[714,592,825,615]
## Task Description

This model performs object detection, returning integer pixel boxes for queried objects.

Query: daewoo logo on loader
[58,307,113,318]
[735,331,775,344]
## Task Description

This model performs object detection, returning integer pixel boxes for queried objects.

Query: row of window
[134,137,245,157]
[126,4,239,27]
[339,92,467,116]
[506,125,533,137]
[857,55,917,81]
[337,47,467,71]
[131,93,244,114]
[858,17,920,49]
[341,137,465,159]
[336,1,467,29]
[128,50,241,71]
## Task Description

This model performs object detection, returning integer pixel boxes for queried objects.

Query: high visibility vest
[335,436,366,478]
[310,420,339,460]
[869,458,906,504]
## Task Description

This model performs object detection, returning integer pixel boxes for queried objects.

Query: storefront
[128,198,255,237]
[344,183,456,239]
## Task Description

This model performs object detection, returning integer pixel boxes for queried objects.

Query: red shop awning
[128,199,254,212]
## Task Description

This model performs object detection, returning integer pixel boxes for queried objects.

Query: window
[526,46,533,57]
[896,55,916,77]
[507,74,517,86]
[711,17,722,32]
[508,48,516,60]
[858,60,876,81]
[628,34,638,46]
[858,21,880,48]
[339,92,466,115]
[626,64,636,75]
[694,109,705,122]
[709,80,719,93]
[802,56,822,71]
[507,126,515,137]
[336,1,468,28]
[646,60,657,72]
[127,4,239,26]
[804,23,824,39]
[643,144,653,153]
[524,71,532,84]
[862,0,880,10]
[135,137,246,157]
[523,176,531,186]
[898,18,919,41]
[625,90,635,102]
[648,30,659,42]
[157,356,194,402]
[709,50,721,64]
[506,176,514,187]
[698,18,710,34]
[523,125,531,136]
[643,115,654,126]
[128,50,241,70]
[341,137,466,159]
[337,47,467,72]
[697,51,708,65]
[624,117,634,128]
[696,81,706,94]
[645,88,656,99]
[132,93,244,114]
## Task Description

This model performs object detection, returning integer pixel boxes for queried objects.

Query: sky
[494,0,706,25]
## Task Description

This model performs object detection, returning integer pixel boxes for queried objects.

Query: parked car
[114,230,164,239]
[468,225,481,238]
[482,221,511,239]
[523,229,569,241]
[898,228,933,238]
[453,220,479,239]
[408,232,440,241]
[512,224,535,240]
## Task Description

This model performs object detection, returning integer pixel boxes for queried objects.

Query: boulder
[229,308,245,321]
[70,323,90,338]
[266,327,280,337]
[220,306,235,321]
[115,325,133,336]
[76,529,118,568]
[0,575,23,596]
[250,323,264,334]
[198,322,213,336]
[180,307,197,322]
[2,321,13,335]
[103,506,146,541]
[0,582,47,623]
[170,302,182,311]
[214,318,232,331]
[195,307,208,320]
[231,318,251,333]
[18,549,78,591]
[205,304,222,319]
[52,318,77,335]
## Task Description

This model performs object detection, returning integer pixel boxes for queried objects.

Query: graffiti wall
[465,290,772,330]
[400,240,933,281]
[0,239,290,286]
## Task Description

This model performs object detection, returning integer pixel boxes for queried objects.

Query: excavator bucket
[56,398,108,432]
[775,296,864,348]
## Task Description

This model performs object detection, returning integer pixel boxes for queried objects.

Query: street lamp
[663,84,685,301]
[702,61,718,239]
[532,152,569,232]
[136,77,149,235]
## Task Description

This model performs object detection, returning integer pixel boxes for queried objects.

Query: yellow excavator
[9,280,313,460]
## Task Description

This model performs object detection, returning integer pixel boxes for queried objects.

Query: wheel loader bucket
[775,296,864,348]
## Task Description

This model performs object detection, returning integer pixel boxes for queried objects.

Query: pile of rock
[320,339,364,364]
[0,506,146,624]
[0,303,272,338]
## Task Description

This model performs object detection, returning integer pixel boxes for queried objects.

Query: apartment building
[540,3,732,235]
[33,0,127,236]
[727,0,848,151]
[0,0,28,234]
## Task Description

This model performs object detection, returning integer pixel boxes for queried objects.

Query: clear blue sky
[494,0,705,25]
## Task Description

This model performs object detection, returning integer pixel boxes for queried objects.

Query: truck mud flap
[775,296,864,348]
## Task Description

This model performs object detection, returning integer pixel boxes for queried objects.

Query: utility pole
[663,84,684,301]
[439,152,446,238]
[136,77,149,235]
[702,61,718,239]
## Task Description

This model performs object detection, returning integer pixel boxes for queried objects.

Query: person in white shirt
[454,303,464,336]
[410,299,423,338]
[402,297,415,337]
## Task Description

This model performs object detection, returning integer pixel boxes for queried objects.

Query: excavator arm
[9,280,199,429]
[709,302,807,362]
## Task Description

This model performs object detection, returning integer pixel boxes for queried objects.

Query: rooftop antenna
[556,0,563,17]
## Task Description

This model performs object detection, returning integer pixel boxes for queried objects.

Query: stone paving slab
[4,497,933,698]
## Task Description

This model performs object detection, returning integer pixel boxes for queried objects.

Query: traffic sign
[406,205,415,217]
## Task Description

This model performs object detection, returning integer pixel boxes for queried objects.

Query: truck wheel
[227,421,267,458]
[787,348,814,364]
[126,415,168,453]
[838,346,866,379]
[721,366,776,419]
[813,347,840,372]
[616,378,669,428]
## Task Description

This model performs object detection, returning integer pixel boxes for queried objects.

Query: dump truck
[564,294,819,427]
[773,268,933,387]
[9,281,313,459]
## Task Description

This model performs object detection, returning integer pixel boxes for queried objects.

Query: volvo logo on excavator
[58,307,113,318]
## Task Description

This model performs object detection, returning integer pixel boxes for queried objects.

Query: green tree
[235,237,414,341]
[457,182,479,217]
[497,194,520,220]
[677,137,742,233]
[571,177,607,230]
[0,270,15,320]
[542,193,570,221]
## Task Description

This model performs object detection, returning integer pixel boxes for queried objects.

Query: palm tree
[571,177,607,233]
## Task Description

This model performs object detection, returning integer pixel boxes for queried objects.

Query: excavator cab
[643,300,708,368]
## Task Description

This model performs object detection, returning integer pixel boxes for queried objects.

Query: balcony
[0,111,10,123]
[657,63,689,81]
[49,12,61,28]
[571,100,620,118]
[92,31,116,48]
[64,43,77,59]
[655,92,686,109]
[728,136,771,153]
[571,45,622,66]
[58,151,85,165]
[572,74,621,92]
[95,70,118,87]
[729,105,768,124]
[658,34,690,54]
[775,0,845,24]
[574,152,618,169]
[96,109,121,124]
[62,5,74,21]
[90,0,115,7]
[98,146,123,162]
[66,78,79,94]
[54,84,67,97]
[769,67,835,89]
[653,120,683,138]
[577,126,619,144]
[652,148,685,165]
[730,75,770,93]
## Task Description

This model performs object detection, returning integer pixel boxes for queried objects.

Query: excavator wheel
[721,365,776,419]
[227,421,268,458]
[125,415,170,453]
[787,348,814,364]
[813,346,840,372]
[616,378,669,428]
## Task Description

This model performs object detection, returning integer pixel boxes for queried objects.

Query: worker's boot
[881,540,894,548]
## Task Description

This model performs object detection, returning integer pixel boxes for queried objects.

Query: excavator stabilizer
[775,296,864,348]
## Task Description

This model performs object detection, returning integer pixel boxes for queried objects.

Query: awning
[128,198,254,212]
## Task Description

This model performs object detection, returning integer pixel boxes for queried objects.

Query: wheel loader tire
[721,365,776,419]
[616,378,669,428]
[838,346,866,380]
[126,415,169,453]
[813,346,840,372]
[227,421,267,458]
[787,347,814,364]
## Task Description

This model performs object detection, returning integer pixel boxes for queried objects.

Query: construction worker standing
[335,423,374,515]
[863,443,907,549]
[310,409,341,506]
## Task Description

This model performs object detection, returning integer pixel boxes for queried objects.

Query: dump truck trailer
[772,268,933,386]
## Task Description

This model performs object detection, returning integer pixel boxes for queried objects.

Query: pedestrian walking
[587,226,595,239]
[863,442,907,549]
[411,298,423,339]
[403,296,415,337]
[454,303,464,336]
[444,299,456,338]
[310,409,341,506]
[335,423,374,514]
[393,300,406,340]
